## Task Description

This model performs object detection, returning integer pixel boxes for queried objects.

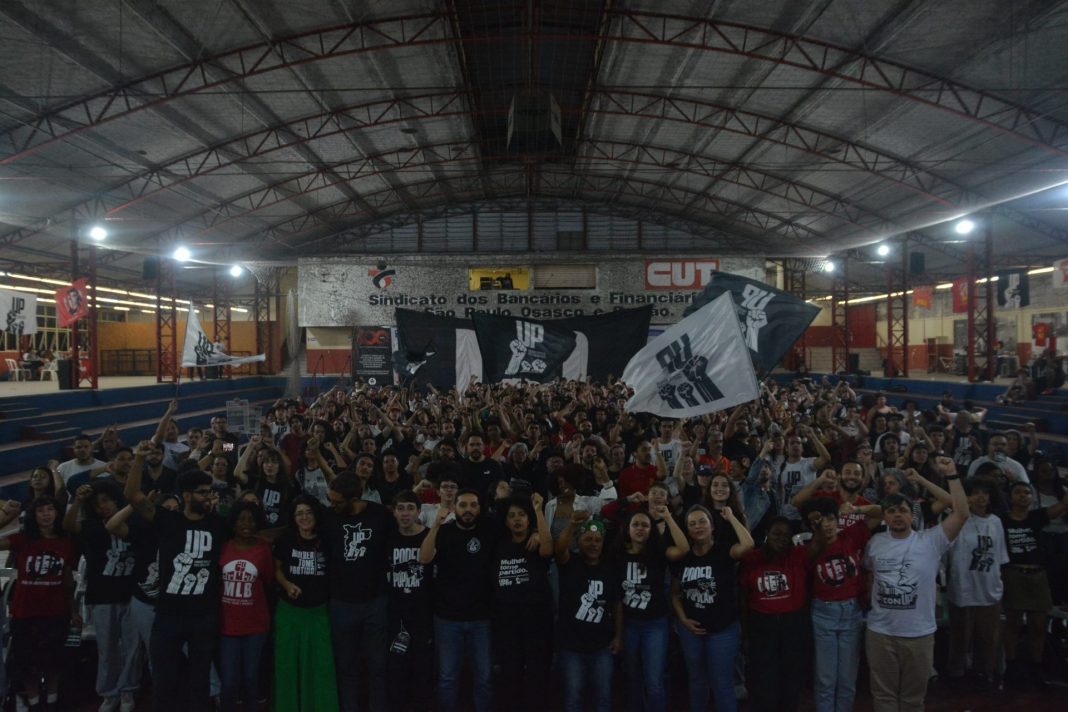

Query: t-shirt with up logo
[154,508,227,615]
[324,503,394,603]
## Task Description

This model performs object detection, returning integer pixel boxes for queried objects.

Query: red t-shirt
[219,539,273,636]
[810,522,871,602]
[8,533,76,620]
[617,464,658,498]
[814,490,872,529]
[739,545,808,615]
[697,454,730,474]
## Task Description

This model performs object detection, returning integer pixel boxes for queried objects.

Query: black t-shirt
[618,549,670,620]
[457,457,504,492]
[322,503,394,603]
[723,435,757,464]
[81,517,137,604]
[257,479,298,526]
[274,531,330,608]
[432,519,496,621]
[493,538,551,606]
[386,528,431,627]
[376,472,414,509]
[141,467,178,496]
[557,556,621,653]
[1000,509,1050,568]
[129,517,160,606]
[671,542,738,633]
[153,508,228,615]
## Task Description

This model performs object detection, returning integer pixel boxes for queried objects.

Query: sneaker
[100,697,120,712]
[120,692,137,712]
[15,696,29,712]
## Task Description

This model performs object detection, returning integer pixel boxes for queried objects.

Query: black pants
[329,595,389,712]
[747,609,810,712]
[386,612,433,712]
[493,602,553,712]
[150,610,218,712]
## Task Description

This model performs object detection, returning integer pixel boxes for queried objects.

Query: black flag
[996,270,1030,308]
[683,272,819,372]
[472,313,578,383]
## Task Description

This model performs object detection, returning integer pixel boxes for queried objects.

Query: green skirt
[273,600,339,712]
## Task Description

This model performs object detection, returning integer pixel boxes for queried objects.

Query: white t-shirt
[419,503,455,528]
[864,525,954,637]
[776,457,818,521]
[946,513,1009,607]
[160,440,190,471]
[966,455,1029,483]
[56,458,107,484]
[296,467,330,506]
[656,439,683,475]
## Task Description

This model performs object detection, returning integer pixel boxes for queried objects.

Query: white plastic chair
[4,358,29,382]
[40,360,58,381]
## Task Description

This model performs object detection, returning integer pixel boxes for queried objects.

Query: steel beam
[68,236,99,390]
[155,256,178,384]
[885,241,909,377]
[831,260,850,375]
[213,271,233,379]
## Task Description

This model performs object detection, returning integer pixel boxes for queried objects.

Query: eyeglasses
[193,488,214,496]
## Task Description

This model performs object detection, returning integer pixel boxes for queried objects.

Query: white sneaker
[120,692,137,712]
[100,697,120,712]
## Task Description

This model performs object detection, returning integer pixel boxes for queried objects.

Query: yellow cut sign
[468,267,530,291]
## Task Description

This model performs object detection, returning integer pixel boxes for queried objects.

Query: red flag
[911,285,933,311]
[951,278,969,314]
[55,278,89,327]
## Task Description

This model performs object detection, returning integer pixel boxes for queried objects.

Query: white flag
[622,292,759,417]
[181,302,266,368]
[0,288,37,336]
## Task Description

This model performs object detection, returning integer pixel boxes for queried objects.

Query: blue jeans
[676,620,740,712]
[811,599,863,712]
[329,595,388,712]
[434,616,492,712]
[623,616,668,712]
[218,633,267,711]
[559,648,614,712]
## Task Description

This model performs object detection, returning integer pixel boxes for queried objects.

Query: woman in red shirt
[218,501,274,711]
[0,496,78,710]
[739,517,810,712]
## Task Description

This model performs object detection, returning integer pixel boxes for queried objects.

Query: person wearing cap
[863,455,970,712]
[966,431,1030,484]
[671,504,754,712]
[554,512,622,712]
[123,462,227,712]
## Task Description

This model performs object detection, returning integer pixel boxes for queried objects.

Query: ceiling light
[823,261,836,273]
[88,225,107,241]
[229,265,243,277]
[876,244,890,257]
[954,219,976,235]
[173,246,191,262]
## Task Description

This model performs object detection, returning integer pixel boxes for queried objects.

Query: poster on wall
[911,285,933,311]
[951,278,969,313]
[353,326,394,386]
[55,278,90,327]
[996,271,1030,308]
[1031,312,1068,351]
[0,288,37,336]
[1053,258,1068,289]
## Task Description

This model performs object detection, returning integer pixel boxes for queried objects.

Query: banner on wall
[395,306,652,392]
[623,293,759,417]
[911,286,933,311]
[54,278,90,327]
[181,302,266,368]
[472,313,578,383]
[353,326,394,386]
[0,288,37,336]
[951,278,970,313]
[1054,258,1068,289]
[996,270,1030,308]
[682,272,819,372]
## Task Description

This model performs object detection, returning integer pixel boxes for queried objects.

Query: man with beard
[617,441,658,500]
[58,433,108,495]
[791,461,879,529]
[123,464,226,712]
[323,473,394,712]
[863,456,969,712]
[419,489,496,712]
[457,432,503,492]
[134,441,177,495]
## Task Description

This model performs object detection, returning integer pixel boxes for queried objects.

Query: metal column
[213,271,233,379]
[254,268,277,375]
[966,221,996,382]
[830,260,850,374]
[155,256,178,383]
[885,241,910,377]
[783,259,808,371]
[69,236,99,390]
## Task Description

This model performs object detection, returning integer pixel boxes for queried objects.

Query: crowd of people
[1,373,1066,712]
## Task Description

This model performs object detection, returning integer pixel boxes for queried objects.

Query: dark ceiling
[1,0,1067,296]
